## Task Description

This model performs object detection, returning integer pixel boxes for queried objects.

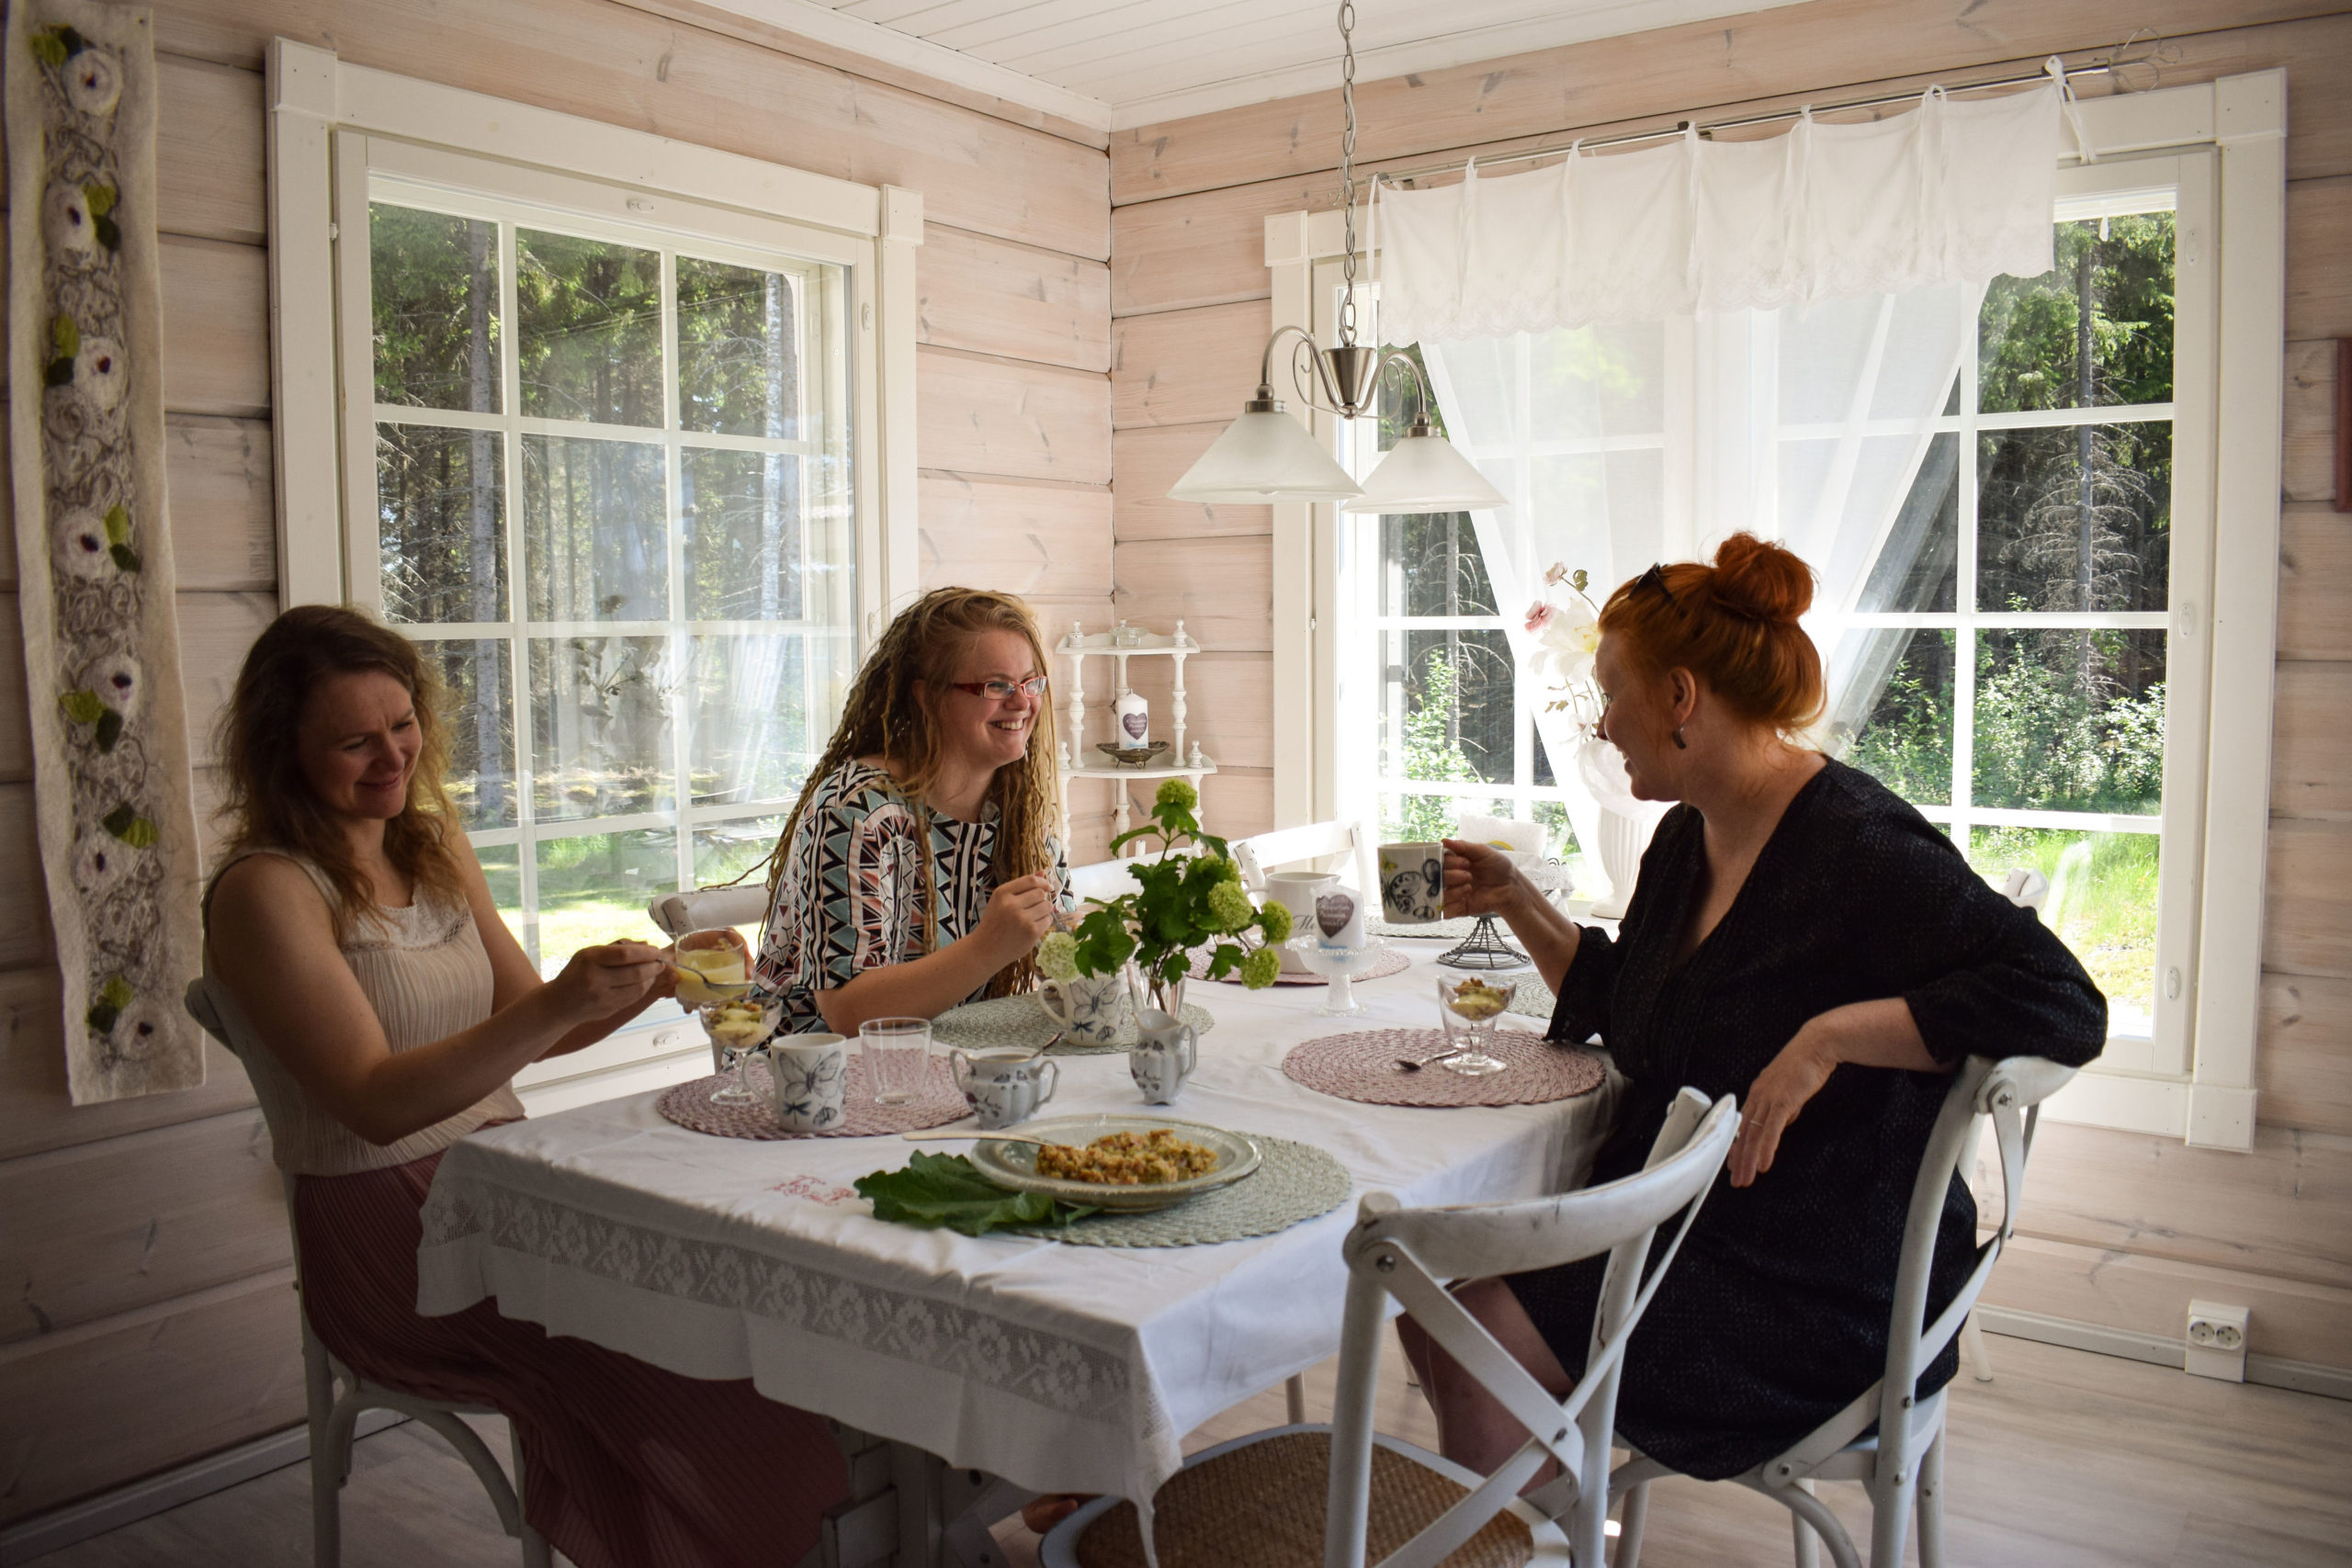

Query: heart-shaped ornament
[1121,711,1148,740]
[1316,890,1356,939]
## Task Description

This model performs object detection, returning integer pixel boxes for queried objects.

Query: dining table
[414,936,1621,1568]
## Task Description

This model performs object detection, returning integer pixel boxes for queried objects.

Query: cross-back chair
[1231,819,1378,899]
[1042,1089,1739,1568]
[1610,1053,2077,1568]
[185,976,551,1568]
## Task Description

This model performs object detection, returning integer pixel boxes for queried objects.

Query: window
[1278,73,2284,1144]
[270,43,922,1071]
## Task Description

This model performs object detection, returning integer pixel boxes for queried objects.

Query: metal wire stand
[1438,912,1531,970]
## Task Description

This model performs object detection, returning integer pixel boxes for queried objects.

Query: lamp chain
[1336,0,1359,350]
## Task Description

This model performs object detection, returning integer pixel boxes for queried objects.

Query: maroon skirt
[293,1147,848,1568]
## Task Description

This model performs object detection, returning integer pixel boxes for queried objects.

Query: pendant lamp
[1166,3,1507,516]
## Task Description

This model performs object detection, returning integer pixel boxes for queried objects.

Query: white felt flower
[114,998,174,1055]
[71,830,133,897]
[74,338,126,412]
[52,511,111,578]
[42,183,95,256]
[64,48,122,118]
[87,653,143,720]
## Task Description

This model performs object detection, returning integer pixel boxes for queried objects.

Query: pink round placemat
[656,1055,969,1139]
[1283,1027,1604,1108]
[1191,944,1413,986]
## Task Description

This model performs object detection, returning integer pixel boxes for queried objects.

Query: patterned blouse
[755,759,1069,1033]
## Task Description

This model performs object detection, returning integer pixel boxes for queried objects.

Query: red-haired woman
[204,605,846,1567]
[1409,535,2107,1482]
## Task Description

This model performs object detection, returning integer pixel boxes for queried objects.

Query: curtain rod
[1376,61,2116,188]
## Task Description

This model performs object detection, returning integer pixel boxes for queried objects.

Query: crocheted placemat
[1006,1134,1351,1247]
[1508,978,1558,1021]
[1282,1027,1604,1108]
[655,1056,968,1139]
[933,995,1216,1057]
[1190,944,1413,986]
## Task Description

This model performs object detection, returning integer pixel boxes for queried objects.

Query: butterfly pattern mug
[764,1033,847,1132]
[1037,970,1131,1043]
[1379,842,1446,924]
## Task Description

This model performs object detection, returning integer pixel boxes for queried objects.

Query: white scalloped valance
[1374,69,2075,343]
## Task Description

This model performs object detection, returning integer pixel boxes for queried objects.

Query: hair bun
[1709,533,1814,624]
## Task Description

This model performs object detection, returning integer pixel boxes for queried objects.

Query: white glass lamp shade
[1340,429,1508,513]
[1167,409,1363,503]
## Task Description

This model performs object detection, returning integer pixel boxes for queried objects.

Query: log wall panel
[1114,423,1272,542]
[1982,1234,2352,1368]
[1112,173,1319,318]
[150,0,1110,261]
[2265,818,2352,980]
[2282,340,2335,506]
[1111,300,1267,430]
[2258,972,2352,1137]
[1112,535,1272,652]
[2285,177,2352,343]
[915,471,1112,602]
[0,1269,302,1528]
[0,415,274,595]
[0,598,25,783]
[153,55,267,246]
[176,591,281,751]
[0,968,256,1166]
[2278,506,2352,661]
[2018,1121,2352,1292]
[917,225,1111,375]
[914,346,1111,487]
[2270,662,2352,820]
[0,791,53,971]
[1109,0,2335,205]
[0,1111,286,1345]
[160,236,268,420]
[1122,652,1274,772]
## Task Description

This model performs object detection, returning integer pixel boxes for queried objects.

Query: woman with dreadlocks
[756,587,1069,1034]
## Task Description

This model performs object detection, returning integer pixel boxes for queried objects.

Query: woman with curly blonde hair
[756,587,1070,1033]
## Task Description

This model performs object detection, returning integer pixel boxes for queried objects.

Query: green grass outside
[1966,826,2157,1029]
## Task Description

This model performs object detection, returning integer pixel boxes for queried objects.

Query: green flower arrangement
[1056,778,1289,1012]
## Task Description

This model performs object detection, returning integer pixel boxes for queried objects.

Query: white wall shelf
[1055,620,1216,854]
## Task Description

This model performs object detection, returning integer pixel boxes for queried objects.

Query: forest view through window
[368,188,856,972]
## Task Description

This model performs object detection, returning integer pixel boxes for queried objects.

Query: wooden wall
[1107,0,2352,1368]
[0,0,1113,1526]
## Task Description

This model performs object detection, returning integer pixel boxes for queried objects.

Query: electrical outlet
[2185,1299,2248,1382]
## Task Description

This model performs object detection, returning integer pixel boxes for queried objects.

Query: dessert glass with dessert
[1433,975,1518,1077]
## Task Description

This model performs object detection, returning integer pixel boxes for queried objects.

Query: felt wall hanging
[6,0,206,1101]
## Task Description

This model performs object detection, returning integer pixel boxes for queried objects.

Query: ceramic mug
[1129,1009,1197,1105]
[1264,871,1340,971]
[765,1033,848,1133]
[1378,841,1446,925]
[951,1047,1060,1130]
[1037,969,1131,1043]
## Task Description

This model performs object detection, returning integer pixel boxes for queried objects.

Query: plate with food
[967,1115,1262,1212]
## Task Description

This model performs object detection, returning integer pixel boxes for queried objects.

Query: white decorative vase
[1577,737,1668,919]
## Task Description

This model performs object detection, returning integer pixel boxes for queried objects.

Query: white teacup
[765,1032,848,1133]
[951,1047,1060,1130]
[1264,871,1340,972]
[1129,1009,1197,1105]
[1037,969,1131,1043]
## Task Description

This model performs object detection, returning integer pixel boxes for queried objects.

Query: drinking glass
[860,1016,934,1105]
[1434,976,1516,1077]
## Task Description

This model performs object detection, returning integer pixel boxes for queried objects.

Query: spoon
[1396,1044,1469,1071]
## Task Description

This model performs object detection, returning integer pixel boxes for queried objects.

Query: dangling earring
[1671,726,1688,750]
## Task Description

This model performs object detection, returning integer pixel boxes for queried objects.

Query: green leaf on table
[854,1151,1097,1237]
[60,690,106,725]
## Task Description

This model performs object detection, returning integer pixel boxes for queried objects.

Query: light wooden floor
[32,1335,2352,1567]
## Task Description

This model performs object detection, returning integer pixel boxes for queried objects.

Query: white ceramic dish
[967,1114,1262,1212]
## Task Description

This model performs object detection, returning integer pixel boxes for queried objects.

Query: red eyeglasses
[948,675,1048,701]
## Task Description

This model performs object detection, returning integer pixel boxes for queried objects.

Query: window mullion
[498,217,540,968]
[1952,299,1980,850]
[661,248,694,896]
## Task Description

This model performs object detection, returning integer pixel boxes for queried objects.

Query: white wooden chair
[184,976,552,1568]
[1231,819,1378,897]
[647,883,771,942]
[1064,857,1145,905]
[1610,1053,2078,1568]
[1041,1089,1740,1568]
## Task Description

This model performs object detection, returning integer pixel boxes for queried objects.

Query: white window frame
[1267,72,2285,1149]
[264,39,925,1102]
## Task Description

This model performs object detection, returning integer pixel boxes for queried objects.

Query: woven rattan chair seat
[1074,1430,1533,1568]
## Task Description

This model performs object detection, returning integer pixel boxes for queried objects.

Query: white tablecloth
[416,944,1620,1513]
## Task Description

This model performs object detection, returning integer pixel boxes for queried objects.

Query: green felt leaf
[108,543,141,572]
[854,1152,1096,1237]
[102,504,130,546]
[85,1000,119,1032]
[101,804,135,837]
[51,315,78,358]
[56,25,86,56]
[92,213,119,253]
[29,29,68,66]
[82,183,116,219]
[59,690,106,725]
[98,976,133,1010]
[44,357,74,389]
[117,817,159,849]
[94,710,123,752]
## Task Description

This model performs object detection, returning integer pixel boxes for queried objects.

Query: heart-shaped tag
[1122,711,1148,740]
[1316,890,1355,939]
